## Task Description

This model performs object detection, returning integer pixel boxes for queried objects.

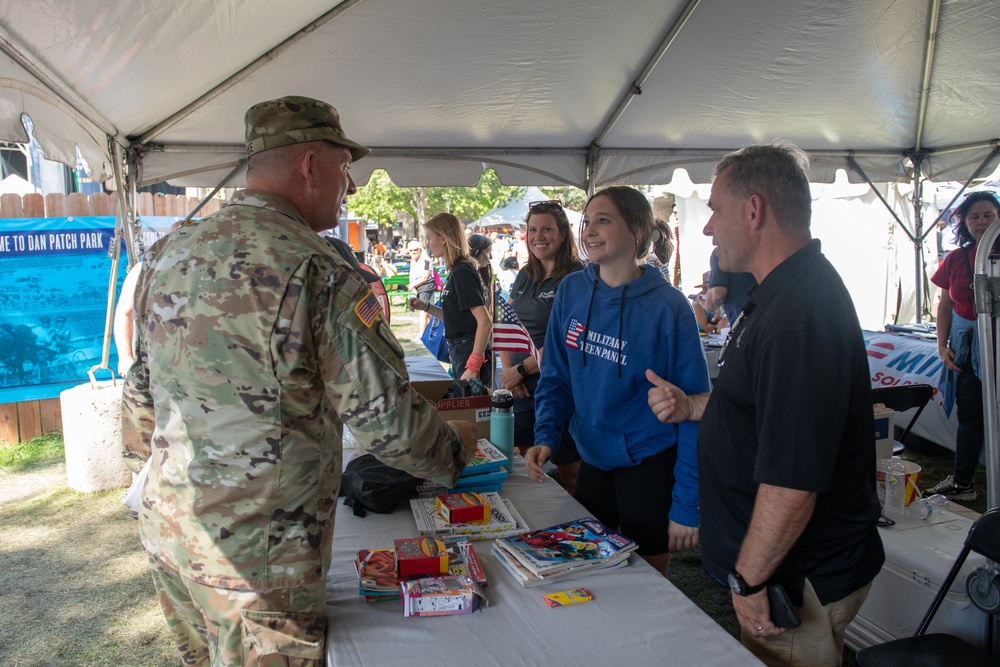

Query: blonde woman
[409,213,493,384]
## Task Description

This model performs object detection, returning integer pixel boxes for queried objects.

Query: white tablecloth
[405,355,452,382]
[325,459,762,666]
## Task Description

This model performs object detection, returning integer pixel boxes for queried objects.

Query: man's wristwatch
[728,568,766,596]
[516,362,528,377]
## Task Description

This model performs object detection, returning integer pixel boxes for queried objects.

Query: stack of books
[417,439,509,496]
[491,517,638,587]
[354,537,487,603]
[409,490,528,541]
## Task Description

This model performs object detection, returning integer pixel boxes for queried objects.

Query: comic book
[490,542,630,588]
[493,517,637,575]
[409,493,528,540]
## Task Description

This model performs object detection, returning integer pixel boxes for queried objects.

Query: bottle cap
[491,389,513,410]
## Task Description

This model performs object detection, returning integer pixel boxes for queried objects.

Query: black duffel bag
[339,454,422,517]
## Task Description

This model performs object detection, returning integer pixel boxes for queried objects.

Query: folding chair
[872,384,934,453]
[855,507,1000,666]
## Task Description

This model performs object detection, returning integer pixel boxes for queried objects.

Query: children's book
[416,468,508,497]
[490,542,630,588]
[459,439,507,477]
[409,492,528,540]
[454,468,509,488]
[354,538,488,602]
[494,517,637,575]
[355,547,398,592]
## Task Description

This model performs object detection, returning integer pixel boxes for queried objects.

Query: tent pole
[136,0,366,145]
[592,0,702,147]
[920,145,1000,243]
[847,156,913,242]
[183,159,246,223]
[912,156,925,323]
[90,140,134,384]
[0,25,117,138]
[848,155,927,324]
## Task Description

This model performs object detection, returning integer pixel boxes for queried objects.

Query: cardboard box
[400,575,486,617]
[873,404,895,462]
[436,492,491,524]
[394,537,450,578]
[412,380,492,440]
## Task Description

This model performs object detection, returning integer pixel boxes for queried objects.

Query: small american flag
[494,293,539,363]
[565,317,586,349]
[353,290,382,327]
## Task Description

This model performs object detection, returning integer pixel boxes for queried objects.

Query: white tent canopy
[0,0,998,192]
[470,187,583,231]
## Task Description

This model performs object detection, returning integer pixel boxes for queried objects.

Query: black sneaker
[924,475,976,501]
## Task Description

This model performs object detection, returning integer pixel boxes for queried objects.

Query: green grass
[0,433,64,471]
[0,437,177,666]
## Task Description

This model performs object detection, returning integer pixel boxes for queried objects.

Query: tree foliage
[349,169,524,238]
[539,186,588,213]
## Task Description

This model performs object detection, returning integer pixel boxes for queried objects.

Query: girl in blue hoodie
[525,186,710,575]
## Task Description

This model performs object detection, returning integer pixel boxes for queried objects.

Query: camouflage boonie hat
[244,96,370,161]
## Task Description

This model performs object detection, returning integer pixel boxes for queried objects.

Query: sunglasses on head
[528,200,563,210]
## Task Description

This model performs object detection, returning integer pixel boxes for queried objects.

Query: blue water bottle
[490,389,515,473]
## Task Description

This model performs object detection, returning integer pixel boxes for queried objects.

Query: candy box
[435,492,491,524]
[400,575,487,617]
[394,537,449,578]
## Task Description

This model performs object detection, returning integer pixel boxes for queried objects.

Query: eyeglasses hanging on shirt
[718,302,756,367]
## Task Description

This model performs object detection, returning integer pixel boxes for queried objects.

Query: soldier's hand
[448,420,479,460]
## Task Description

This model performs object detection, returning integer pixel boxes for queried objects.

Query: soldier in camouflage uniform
[122,96,478,666]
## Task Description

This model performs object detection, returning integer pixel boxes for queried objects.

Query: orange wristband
[465,352,486,372]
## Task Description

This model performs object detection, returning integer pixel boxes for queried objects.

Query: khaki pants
[149,555,327,667]
[741,579,871,667]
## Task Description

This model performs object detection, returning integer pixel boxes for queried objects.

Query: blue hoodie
[534,263,710,527]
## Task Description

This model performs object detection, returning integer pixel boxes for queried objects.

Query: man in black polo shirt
[646,141,883,667]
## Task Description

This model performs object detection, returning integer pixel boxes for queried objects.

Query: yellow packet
[543,588,593,608]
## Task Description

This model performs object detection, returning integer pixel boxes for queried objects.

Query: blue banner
[0,216,179,404]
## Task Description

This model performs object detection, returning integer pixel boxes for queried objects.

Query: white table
[405,355,452,382]
[324,460,762,666]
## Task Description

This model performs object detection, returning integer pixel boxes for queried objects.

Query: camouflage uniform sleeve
[121,265,154,473]
[286,257,468,487]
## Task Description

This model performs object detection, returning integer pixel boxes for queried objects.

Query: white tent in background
[0,173,38,196]
[470,187,584,232]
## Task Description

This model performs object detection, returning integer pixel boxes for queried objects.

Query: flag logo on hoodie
[565,317,587,349]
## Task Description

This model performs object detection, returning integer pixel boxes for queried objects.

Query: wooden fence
[0,190,224,444]
[0,398,62,445]
[0,191,222,219]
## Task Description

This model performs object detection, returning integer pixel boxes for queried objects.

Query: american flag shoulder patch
[354,290,381,327]
[565,317,586,349]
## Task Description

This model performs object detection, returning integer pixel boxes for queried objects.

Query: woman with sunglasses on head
[524,186,710,576]
[498,201,585,494]
[409,213,492,385]
[924,191,1000,501]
